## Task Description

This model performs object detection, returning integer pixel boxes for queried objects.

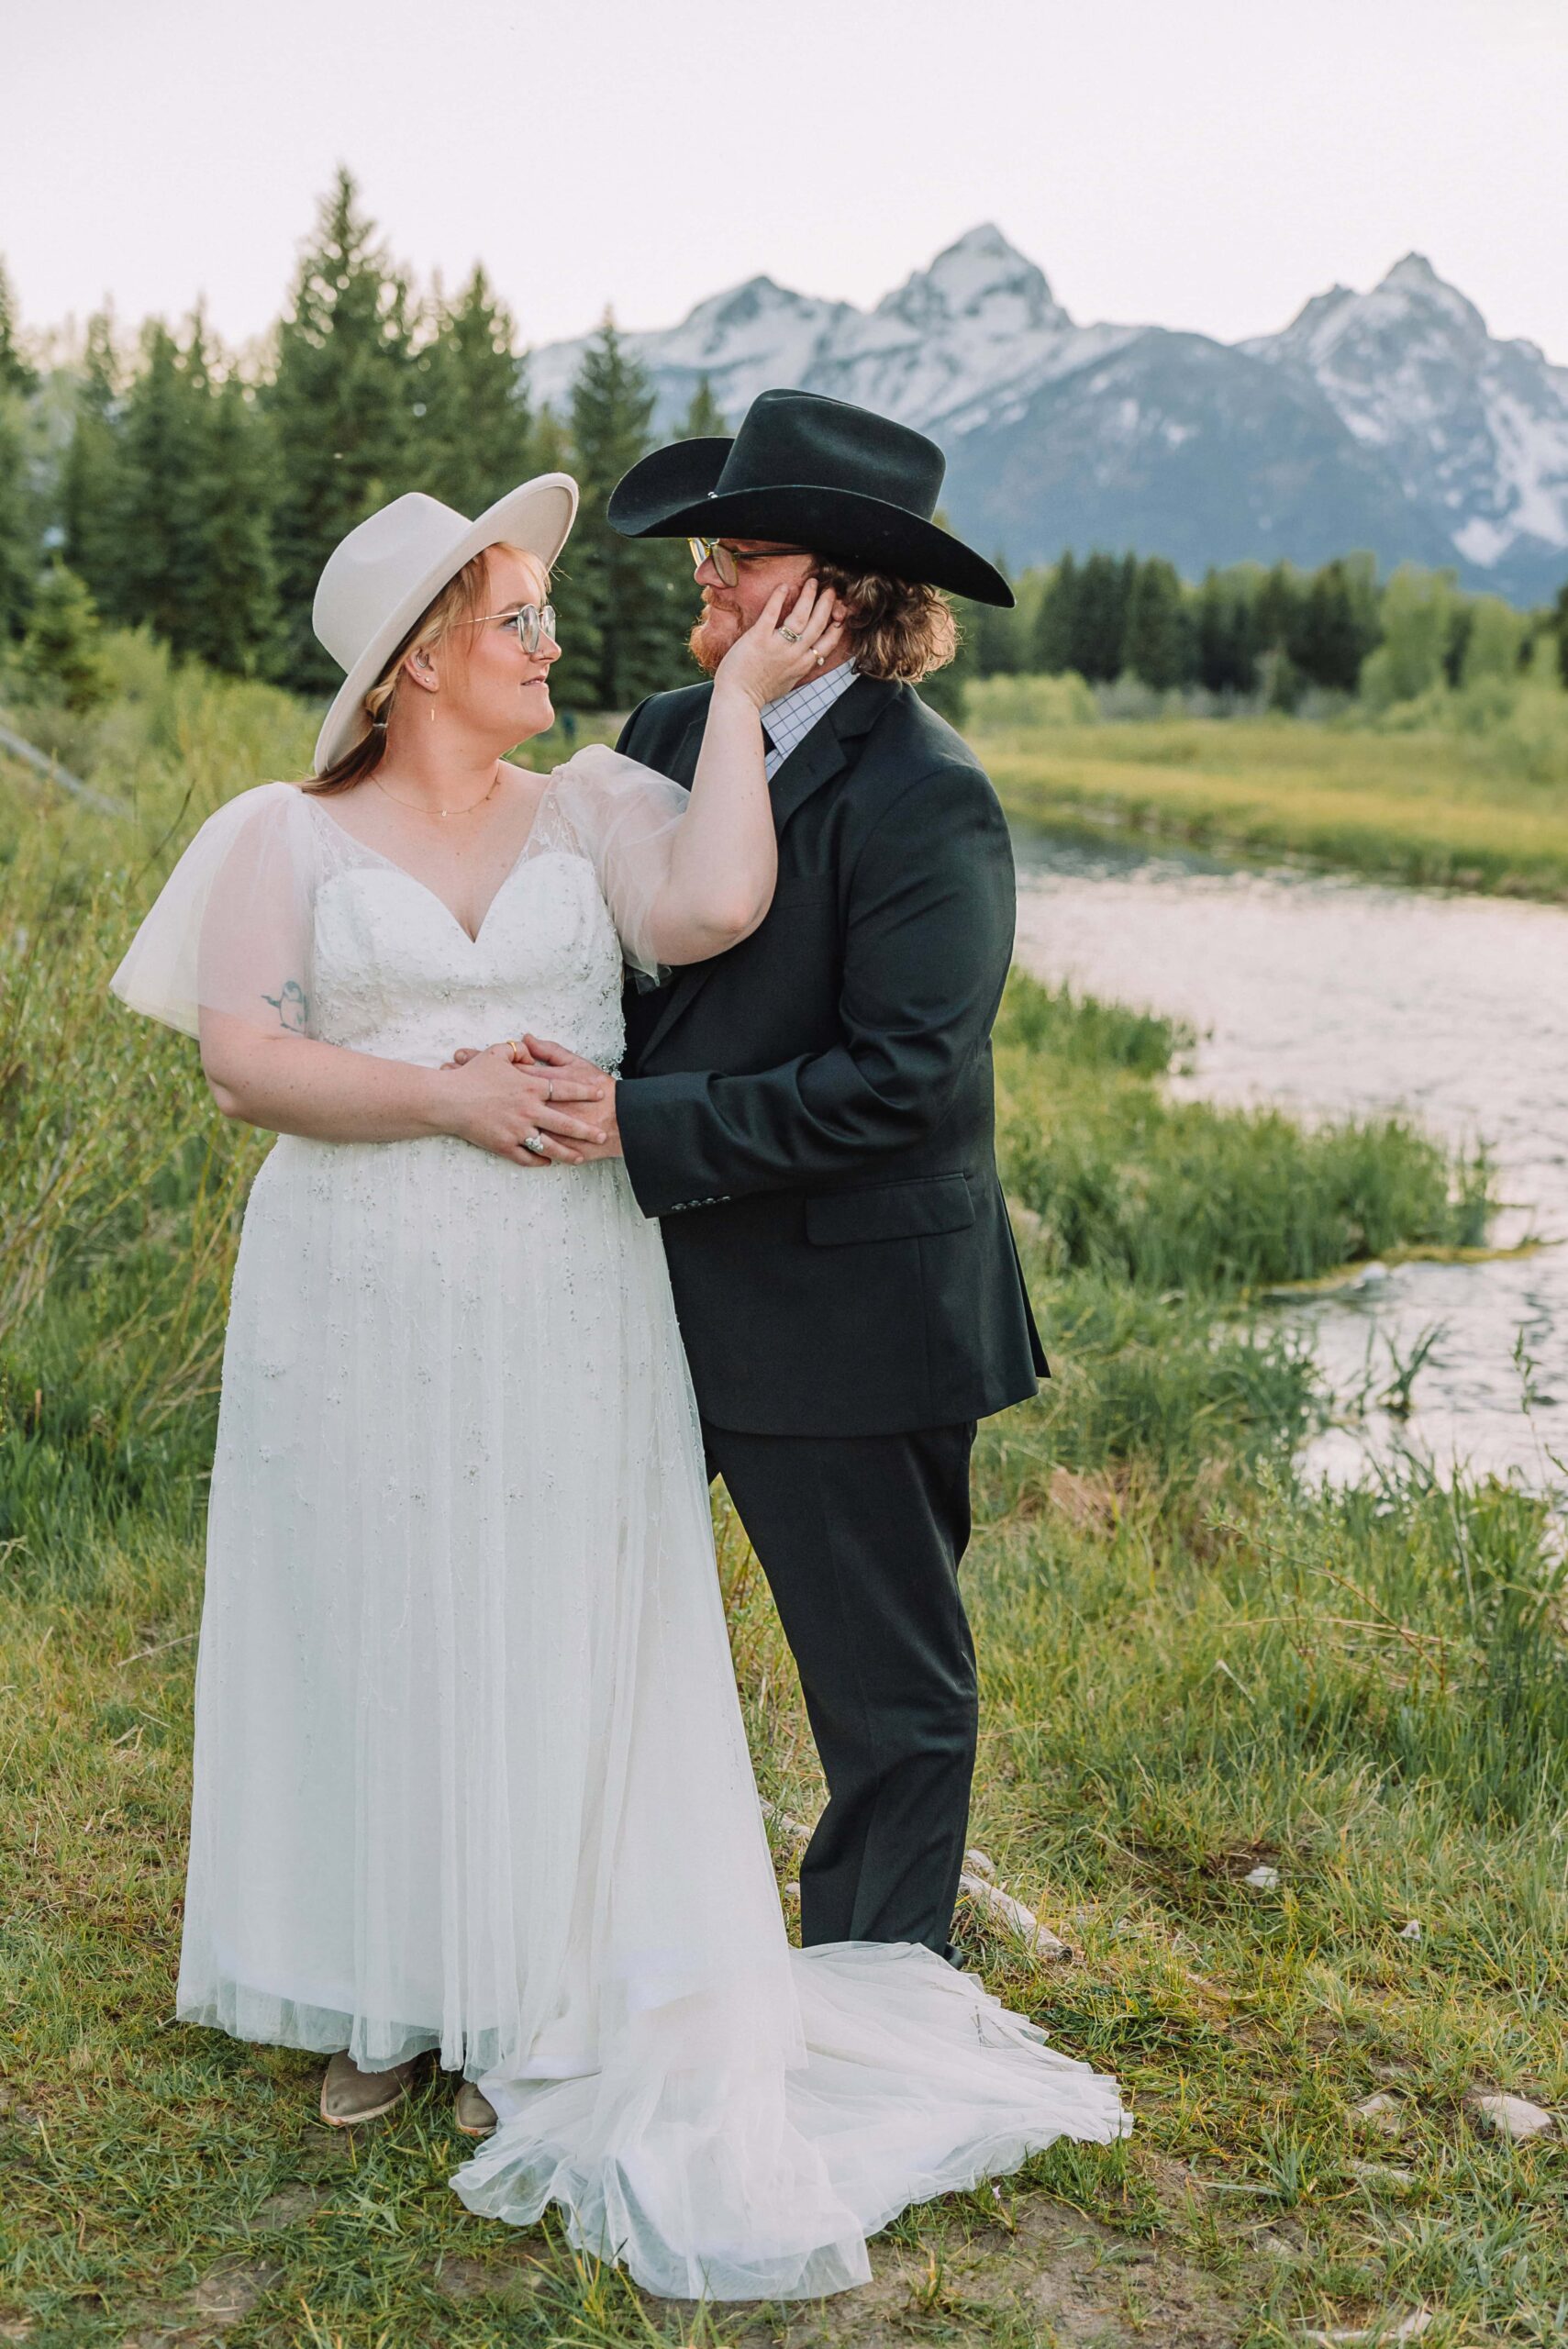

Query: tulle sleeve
[545,744,690,979]
[109,782,321,1040]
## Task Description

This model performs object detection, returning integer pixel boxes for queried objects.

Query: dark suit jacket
[614,673,1047,1438]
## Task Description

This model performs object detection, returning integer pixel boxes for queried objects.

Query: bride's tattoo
[262,980,309,1032]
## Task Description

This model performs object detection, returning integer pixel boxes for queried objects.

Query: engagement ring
[523,1131,549,1157]
[777,625,802,642]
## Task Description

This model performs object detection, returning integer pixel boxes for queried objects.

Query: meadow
[1,641,1565,2347]
[968,673,1568,898]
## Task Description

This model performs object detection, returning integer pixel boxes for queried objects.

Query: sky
[6,0,1568,365]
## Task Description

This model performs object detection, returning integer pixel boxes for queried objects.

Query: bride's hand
[436,1044,606,1165]
[713,580,847,711]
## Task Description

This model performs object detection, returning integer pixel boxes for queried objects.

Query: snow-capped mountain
[528,226,1130,439]
[529,228,1568,604]
[1244,253,1568,597]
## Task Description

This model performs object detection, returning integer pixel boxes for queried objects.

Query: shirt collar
[759,662,859,772]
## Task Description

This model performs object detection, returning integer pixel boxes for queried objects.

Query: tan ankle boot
[453,2079,496,2138]
[319,2050,422,2127]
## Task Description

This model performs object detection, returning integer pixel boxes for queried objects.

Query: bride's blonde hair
[307,541,551,795]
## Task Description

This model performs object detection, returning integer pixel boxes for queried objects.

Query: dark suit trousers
[704,1419,979,1956]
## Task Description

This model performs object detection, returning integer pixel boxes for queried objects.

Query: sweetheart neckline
[302,783,564,947]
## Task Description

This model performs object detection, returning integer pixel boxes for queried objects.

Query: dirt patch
[646,2198,1251,2347]
[432,2252,550,2305]
[118,2257,284,2346]
[246,2181,333,2231]
[1048,1466,1129,1534]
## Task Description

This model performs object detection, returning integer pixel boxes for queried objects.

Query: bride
[111,474,1128,2300]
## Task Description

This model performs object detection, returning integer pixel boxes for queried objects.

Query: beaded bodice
[303,799,627,1073]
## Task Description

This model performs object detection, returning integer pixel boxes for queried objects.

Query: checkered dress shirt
[760,662,859,779]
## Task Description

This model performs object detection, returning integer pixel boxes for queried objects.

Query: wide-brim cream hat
[311,474,579,773]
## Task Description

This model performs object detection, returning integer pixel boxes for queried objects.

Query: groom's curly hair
[808,561,962,684]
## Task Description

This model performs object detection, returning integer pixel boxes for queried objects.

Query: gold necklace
[371,767,503,820]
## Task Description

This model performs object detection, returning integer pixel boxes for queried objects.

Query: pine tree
[1031,551,1078,673]
[1551,579,1568,691]
[1255,562,1303,657]
[0,260,39,634]
[20,561,108,712]
[679,376,728,440]
[1294,558,1376,692]
[0,391,33,638]
[1122,558,1191,689]
[528,402,571,477]
[553,316,684,711]
[0,260,36,395]
[61,311,125,618]
[266,170,419,685]
[418,264,531,515]
[1070,551,1131,681]
[968,556,1024,676]
[188,373,278,675]
[114,317,215,653]
[1195,568,1259,695]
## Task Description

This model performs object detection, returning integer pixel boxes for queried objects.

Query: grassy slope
[1,650,1565,2347]
[969,682,1568,898]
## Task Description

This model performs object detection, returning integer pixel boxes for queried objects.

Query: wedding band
[777,625,802,642]
[545,1080,554,1104]
[523,1131,549,1157]
[507,1039,525,1063]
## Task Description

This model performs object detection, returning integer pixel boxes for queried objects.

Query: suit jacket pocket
[804,1173,975,1246]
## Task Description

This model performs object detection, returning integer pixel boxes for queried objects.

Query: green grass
[995,977,1493,1299]
[2,651,1565,2346]
[968,673,1568,898]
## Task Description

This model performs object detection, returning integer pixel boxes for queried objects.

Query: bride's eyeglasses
[463,603,558,655]
[687,538,805,588]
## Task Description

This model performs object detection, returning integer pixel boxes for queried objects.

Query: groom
[548,392,1044,1960]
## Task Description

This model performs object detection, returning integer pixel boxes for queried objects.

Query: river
[1009,827,1568,1488]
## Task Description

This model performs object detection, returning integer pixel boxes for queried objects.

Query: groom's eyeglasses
[687,538,806,588]
[463,604,557,655]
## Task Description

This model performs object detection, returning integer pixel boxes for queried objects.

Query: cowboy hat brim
[313,473,579,774]
[607,439,1013,609]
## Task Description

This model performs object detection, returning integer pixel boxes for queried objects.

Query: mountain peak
[692,274,817,327]
[1373,250,1487,335]
[1382,250,1440,291]
[877,223,1068,335]
[1258,250,1489,367]
[940,222,1024,264]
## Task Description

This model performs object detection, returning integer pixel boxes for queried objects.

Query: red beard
[688,604,740,678]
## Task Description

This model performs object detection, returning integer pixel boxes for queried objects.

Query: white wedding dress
[111,746,1128,2299]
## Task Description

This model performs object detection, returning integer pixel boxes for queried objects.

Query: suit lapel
[667,712,707,786]
[636,674,898,1063]
[769,673,895,829]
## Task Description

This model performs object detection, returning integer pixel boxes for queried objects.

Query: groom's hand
[523,1033,623,1160]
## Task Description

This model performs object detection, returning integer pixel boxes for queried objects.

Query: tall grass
[2,651,1564,2346]
[996,974,1492,1295]
[968,674,1568,896]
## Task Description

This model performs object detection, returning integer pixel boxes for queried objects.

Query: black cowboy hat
[607,389,1014,608]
